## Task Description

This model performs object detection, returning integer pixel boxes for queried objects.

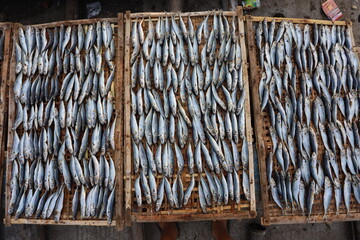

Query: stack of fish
[256,19,360,218]
[130,12,251,213]
[9,22,116,224]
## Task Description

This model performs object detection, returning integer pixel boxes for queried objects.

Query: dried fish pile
[130,12,251,213]
[256,20,360,218]
[8,22,116,224]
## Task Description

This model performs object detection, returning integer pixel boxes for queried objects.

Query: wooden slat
[28,18,118,28]
[263,214,360,225]
[237,6,256,217]
[115,12,125,231]
[245,15,270,225]
[249,16,347,25]
[129,10,237,19]
[0,23,13,217]
[123,10,133,227]
[9,219,116,226]
[132,211,252,222]
[347,21,356,53]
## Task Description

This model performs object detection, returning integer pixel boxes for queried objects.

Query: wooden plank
[115,12,125,231]
[28,18,118,28]
[4,23,20,227]
[129,11,237,19]
[245,15,270,225]
[347,21,356,55]
[237,6,256,217]
[123,10,132,227]
[262,213,360,225]
[131,202,251,214]
[132,212,252,222]
[249,15,347,25]
[0,23,12,216]
[9,219,116,226]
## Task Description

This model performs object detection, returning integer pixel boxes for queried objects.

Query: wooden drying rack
[123,6,256,226]
[3,16,125,230]
[246,15,359,226]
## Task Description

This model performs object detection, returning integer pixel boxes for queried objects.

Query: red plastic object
[322,0,343,21]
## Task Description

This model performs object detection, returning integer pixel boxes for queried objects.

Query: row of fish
[9,22,117,224]
[256,19,360,218]
[9,182,115,223]
[134,168,250,212]
[16,22,115,77]
[131,12,251,212]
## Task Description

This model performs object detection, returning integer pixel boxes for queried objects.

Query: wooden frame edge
[123,10,132,227]
[115,12,125,231]
[237,6,257,218]
[244,15,270,226]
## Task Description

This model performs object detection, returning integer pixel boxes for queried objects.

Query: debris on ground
[322,0,343,20]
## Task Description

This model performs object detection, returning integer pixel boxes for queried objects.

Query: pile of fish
[256,19,360,218]
[130,12,251,213]
[9,22,116,224]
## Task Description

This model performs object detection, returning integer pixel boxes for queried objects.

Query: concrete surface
[0,0,359,239]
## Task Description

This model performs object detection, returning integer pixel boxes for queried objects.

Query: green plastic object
[242,0,261,10]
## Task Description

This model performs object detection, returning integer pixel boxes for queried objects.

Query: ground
[0,0,359,239]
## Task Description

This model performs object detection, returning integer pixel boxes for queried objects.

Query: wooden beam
[131,211,252,222]
[27,18,118,28]
[8,218,116,226]
[237,6,256,217]
[128,11,237,19]
[262,213,360,225]
[115,12,125,232]
[248,15,347,25]
[123,10,132,227]
[245,15,270,225]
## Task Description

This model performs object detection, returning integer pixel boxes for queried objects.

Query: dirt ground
[0,0,359,239]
